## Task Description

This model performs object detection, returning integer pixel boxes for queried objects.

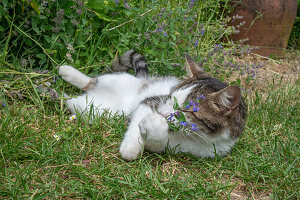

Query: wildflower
[53,9,64,25]
[195,40,199,47]
[216,44,222,49]
[66,44,74,52]
[164,32,167,37]
[2,102,6,106]
[193,105,200,112]
[66,52,74,62]
[69,115,77,121]
[76,9,82,16]
[198,94,206,100]
[21,58,28,67]
[145,32,150,39]
[189,0,196,7]
[168,113,175,121]
[180,121,188,127]
[186,100,194,109]
[175,111,181,117]
[53,134,61,141]
[191,123,199,131]
[124,0,131,9]
[201,29,204,35]
[115,0,118,5]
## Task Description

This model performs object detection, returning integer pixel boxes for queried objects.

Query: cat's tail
[111,50,149,77]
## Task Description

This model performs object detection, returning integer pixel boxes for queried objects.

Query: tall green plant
[0,0,255,79]
[288,0,300,49]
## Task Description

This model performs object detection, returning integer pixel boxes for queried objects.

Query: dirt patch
[225,50,300,92]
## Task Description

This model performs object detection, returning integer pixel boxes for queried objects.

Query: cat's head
[179,54,247,138]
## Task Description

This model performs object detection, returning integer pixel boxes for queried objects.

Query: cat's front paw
[139,113,168,141]
[119,137,143,161]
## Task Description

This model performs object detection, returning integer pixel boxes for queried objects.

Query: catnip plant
[167,94,206,133]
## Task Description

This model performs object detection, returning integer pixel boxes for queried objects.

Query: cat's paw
[139,113,168,141]
[59,65,90,89]
[59,65,77,82]
[119,136,143,161]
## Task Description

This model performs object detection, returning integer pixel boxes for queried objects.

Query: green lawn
[0,0,299,199]
[0,72,299,199]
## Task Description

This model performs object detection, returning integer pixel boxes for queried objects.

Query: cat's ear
[208,85,241,116]
[185,53,209,78]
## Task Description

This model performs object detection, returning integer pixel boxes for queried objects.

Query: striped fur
[111,50,149,77]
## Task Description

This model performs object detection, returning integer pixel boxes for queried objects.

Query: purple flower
[193,105,200,112]
[164,32,167,37]
[195,40,199,47]
[190,0,196,7]
[201,29,204,35]
[191,123,199,131]
[2,102,6,106]
[216,44,222,49]
[180,121,188,127]
[175,111,181,117]
[115,0,118,5]
[76,9,82,16]
[124,1,131,9]
[186,100,194,109]
[198,94,206,100]
[168,113,175,121]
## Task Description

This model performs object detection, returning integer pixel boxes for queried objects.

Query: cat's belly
[66,93,143,116]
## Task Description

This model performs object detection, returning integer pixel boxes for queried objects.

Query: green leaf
[57,0,76,16]
[31,17,40,34]
[236,78,241,86]
[168,123,179,132]
[24,38,33,46]
[29,0,40,15]
[173,97,179,110]
[2,0,8,8]
[44,49,57,54]
[176,112,187,122]
[36,53,47,65]
[93,11,116,22]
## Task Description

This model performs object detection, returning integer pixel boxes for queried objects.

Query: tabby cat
[59,50,247,160]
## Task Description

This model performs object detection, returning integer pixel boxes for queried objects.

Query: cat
[59,50,247,160]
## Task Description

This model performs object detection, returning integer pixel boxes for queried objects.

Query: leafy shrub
[288,0,300,49]
[0,1,232,71]
[0,0,260,82]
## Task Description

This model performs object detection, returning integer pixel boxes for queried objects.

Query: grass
[0,0,299,199]
[0,70,299,199]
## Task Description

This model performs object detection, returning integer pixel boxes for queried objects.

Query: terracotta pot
[228,0,298,57]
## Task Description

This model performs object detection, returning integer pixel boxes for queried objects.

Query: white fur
[60,65,236,160]
[59,65,92,89]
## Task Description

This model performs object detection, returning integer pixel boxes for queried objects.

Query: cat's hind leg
[59,65,96,91]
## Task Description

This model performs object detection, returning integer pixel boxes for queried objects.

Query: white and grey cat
[59,50,247,160]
